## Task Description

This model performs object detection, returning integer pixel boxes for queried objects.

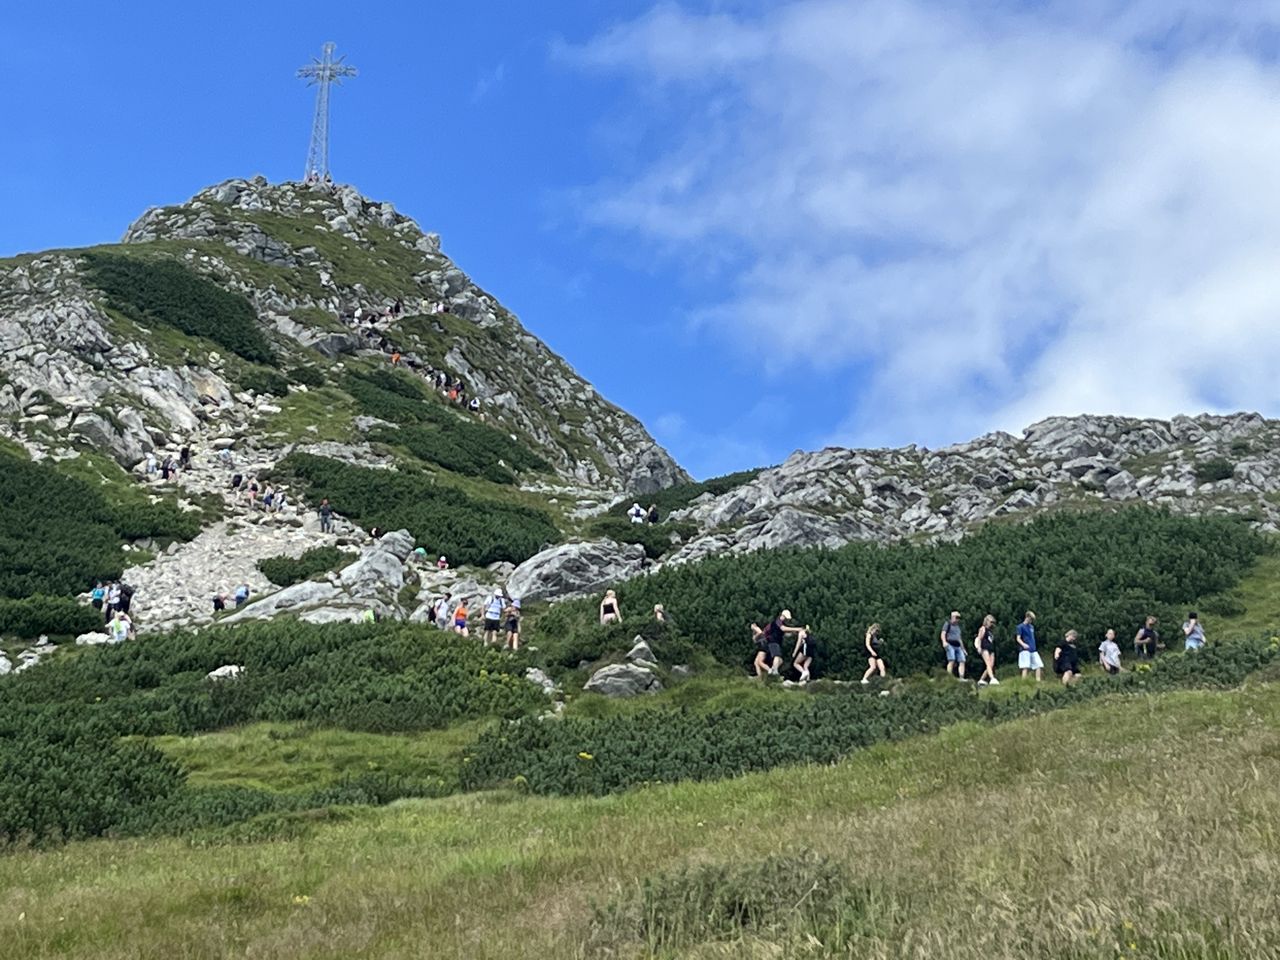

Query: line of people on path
[741,608,1210,686]
[424,588,523,651]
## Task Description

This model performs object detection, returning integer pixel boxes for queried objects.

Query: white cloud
[471,63,506,103]
[567,0,1280,447]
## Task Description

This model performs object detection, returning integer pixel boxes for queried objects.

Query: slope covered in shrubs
[272,453,558,566]
[535,508,1267,678]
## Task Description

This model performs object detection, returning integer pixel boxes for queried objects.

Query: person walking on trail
[861,623,887,684]
[751,623,774,678]
[762,610,803,676]
[505,597,522,651]
[1054,630,1081,684]
[117,582,134,616]
[90,581,105,613]
[975,614,999,686]
[483,591,506,646]
[1099,628,1122,675]
[599,589,622,625]
[106,581,122,619]
[430,592,452,629]
[646,504,659,525]
[1134,615,1159,659]
[179,445,191,470]
[1183,612,1206,651]
[941,611,968,680]
[234,583,251,608]
[792,627,815,683]
[627,502,646,525]
[319,498,333,534]
[453,599,470,637]
[1016,611,1044,681]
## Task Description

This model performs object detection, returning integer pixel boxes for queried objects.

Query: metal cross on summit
[298,42,357,182]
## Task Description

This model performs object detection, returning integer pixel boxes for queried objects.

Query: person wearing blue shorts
[941,611,967,680]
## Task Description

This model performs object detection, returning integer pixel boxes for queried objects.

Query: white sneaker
[977,679,988,686]
[989,677,1001,685]
[860,678,870,685]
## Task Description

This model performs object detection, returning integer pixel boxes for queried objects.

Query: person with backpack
[627,502,646,525]
[941,611,967,680]
[116,582,134,615]
[861,623,887,684]
[108,608,133,644]
[483,591,506,647]
[1133,616,1159,659]
[975,614,999,686]
[646,504,659,524]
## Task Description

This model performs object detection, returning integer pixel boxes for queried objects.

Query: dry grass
[1,687,1279,958]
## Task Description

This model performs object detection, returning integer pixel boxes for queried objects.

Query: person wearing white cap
[762,609,804,676]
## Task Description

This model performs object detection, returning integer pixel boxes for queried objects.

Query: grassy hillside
[1,684,1278,958]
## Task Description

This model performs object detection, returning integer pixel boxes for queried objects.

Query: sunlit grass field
[2,684,1278,959]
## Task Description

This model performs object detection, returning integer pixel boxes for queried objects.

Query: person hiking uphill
[792,627,815,683]
[941,611,968,680]
[975,614,999,686]
[762,610,803,676]
[861,623,887,683]
[483,591,506,647]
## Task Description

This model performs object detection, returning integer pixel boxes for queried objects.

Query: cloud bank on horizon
[567,0,1280,450]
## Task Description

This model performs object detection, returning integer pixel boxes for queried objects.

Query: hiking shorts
[1018,651,1044,670]
[484,618,500,632]
[945,644,966,663]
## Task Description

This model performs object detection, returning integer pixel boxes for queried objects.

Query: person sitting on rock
[483,591,506,647]
[792,627,815,683]
[437,555,449,570]
[505,597,522,651]
[861,623,887,684]
[627,502,646,525]
[599,589,621,625]
[453,599,470,637]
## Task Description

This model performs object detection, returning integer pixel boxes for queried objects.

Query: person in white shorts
[1016,610,1043,681]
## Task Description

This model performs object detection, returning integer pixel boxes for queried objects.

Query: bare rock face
[505,539,647,603]
[583,662,662,698]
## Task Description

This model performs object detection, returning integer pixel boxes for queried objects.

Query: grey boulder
[583,662,662,698]
[505,539,646,603]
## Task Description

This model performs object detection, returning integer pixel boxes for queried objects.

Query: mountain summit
[1,175,687,493]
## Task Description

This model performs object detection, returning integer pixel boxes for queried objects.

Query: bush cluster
[0,595,102,638]
[0,450,199,607]
[237,365,290,397]
[256,546,347,587]
[1193,458,1235,484]
[286,365,327,388]
[273,453,559,566]
[461,637,1280,796]
[535,509,1267,678]
[346,369,548,483]
[0,620,543,844]
[587,516,697,560]
[82,253,275,364]
[606,467,764,520]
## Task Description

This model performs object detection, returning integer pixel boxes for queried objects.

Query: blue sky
[5,2,1280,479]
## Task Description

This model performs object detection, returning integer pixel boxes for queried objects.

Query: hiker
[391,351,401,366]
[218,447,233,469]
[762,609,803,675]
[179,445,191,470]
[160,455,173,481]
[975,614,999,686]
[861,623,887,683]
[90,581,105,613]
[145,453,157,476]
[212,591,227,613]
[599,589,621,625]
[108,609,133,644]
[262,485,275,512]
[647,504,659,525]
[276,490,288,514]
[437,555,449,571]
[751,624,773,678]
[1133,616,1159,659]
[230,473,243,491]
[1183,612,1206,651]
[483,591,506,646]
[106,581,122,619]
[116,582,134,615]
[453,599,470,636]
[233,583,250,608]
[245,480,259,508]
[627,502,646,525]
[792,627,815,683]
[432,592,452,629]
[319,498,333,534]
[468,397,480,413]
[941,611,967,680]
[1054,630,1081,684]
[653,603,668,624]
[505,597,522,651]
[1017,611,1044,681]
[1099,628,1122,675]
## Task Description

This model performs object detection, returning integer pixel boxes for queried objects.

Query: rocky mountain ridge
[0,176,686,495]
